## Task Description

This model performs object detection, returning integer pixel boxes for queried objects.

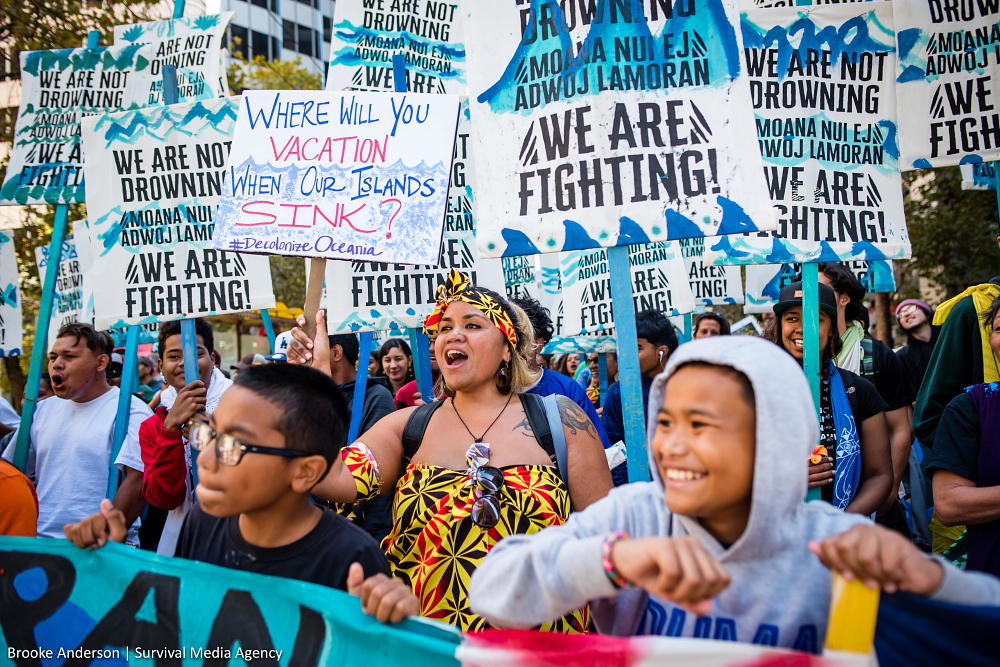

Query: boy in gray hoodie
[469,336,998,650]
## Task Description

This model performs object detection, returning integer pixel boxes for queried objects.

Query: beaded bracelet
[601,531,633,590]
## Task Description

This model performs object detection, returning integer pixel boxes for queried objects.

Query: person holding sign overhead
[286,269,613,631]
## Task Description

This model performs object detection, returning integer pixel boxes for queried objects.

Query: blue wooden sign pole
[803,262,822,502]
[347,332,374,443]
[107,325,139,498]
[683,312,693,342]
[597,353,608,408]
[261,309,277,352]
[607,246,649,482]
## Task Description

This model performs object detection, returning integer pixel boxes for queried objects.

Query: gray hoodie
[469,336,998,649]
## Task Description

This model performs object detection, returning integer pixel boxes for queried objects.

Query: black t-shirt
[868,338,917,412]
[927,392,981,484]
[176,505,391,590]
[845,369,889,421]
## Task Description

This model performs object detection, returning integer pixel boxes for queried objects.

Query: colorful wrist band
[601,531,633,590]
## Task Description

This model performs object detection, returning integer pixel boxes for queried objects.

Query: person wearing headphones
[601,309,678,482]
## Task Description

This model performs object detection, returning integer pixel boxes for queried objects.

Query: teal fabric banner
[0,537,461,666]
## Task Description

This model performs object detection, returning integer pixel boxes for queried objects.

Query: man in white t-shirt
[0,396,19,437]
[2,324,152,543]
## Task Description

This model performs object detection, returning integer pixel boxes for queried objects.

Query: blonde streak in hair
[507,302,542,394]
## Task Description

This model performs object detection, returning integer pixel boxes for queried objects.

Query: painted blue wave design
[330,21,466,80]
[708,235,908,265]
[94,99,238,147]
[478,0,742,114]
[23,44,148,76]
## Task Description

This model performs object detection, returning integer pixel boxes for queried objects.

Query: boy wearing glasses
[64,359,419,624]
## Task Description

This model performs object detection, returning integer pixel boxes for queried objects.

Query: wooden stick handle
[304,258,327,339]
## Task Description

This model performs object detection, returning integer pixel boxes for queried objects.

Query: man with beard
[895,299,940,395]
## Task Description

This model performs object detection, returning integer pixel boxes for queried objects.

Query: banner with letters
[467,0,776,259]
[561,243,695,336]
[213,90,461,265]
[716,4,910,266]
[961,161,996,188]
[34,234,93,348]
[326,0,467,94]
[677,237,743,305]
[115,13,233,105]
[502,256,540,302]
[744,260,895,313]
[81,97,276,330]
[537,252,616,352]
[0,45,151,205]
[0,232,22,357]
[893,0,1000,168]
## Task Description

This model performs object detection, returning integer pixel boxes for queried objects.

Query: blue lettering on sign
[752,623,780,646]
[244,92,330,129]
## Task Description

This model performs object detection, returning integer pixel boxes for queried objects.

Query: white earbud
[658,350,665,364]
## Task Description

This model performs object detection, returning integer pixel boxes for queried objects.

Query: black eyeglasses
[470,465,505,529]
[187,419,309,466]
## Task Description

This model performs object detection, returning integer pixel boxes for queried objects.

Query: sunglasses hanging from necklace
[453,394,513,529]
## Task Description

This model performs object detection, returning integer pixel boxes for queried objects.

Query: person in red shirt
[0,459,38,536]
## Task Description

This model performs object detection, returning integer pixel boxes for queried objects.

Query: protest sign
[0,45,150,205]
[744,260,895,313]
[324,99,504,333]
[677,237,743,305]
[114,13,233,105]
[561,243,695,336]
[213,90,461,265]
[34,233,92,348]
[739,0,873,8]
[536,252,616,352]
[715,4,910,267]
[466,0,776,259]
[503,255,540,301]
[326,0,467,94]
[81,97,276,330]
[0,231,22,356]
[961,161,996,188]
[894,0,1000,168]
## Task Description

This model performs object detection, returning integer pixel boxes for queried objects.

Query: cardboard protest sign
[961,161,996,189]
[326,0,467,94]
[894,0,1000,168]
[0,45,150,205]
[34,234,93,348]
[81,97,276,330]
[536,252,615,352]
[213,90,461,264]
[502,256,540,301]
[324,99,504,333]
[0,537,461,667]
[739,0,873,8]
[543,334,618,354]
[715,4,910,266]
[561,243,695,336]
[0,232,22,356]
[466,0,776,259]
[677,237,743,305]
[744,260,895,313]
[114,13,234,105]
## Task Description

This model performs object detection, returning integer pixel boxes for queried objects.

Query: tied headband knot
[423,269,518,348]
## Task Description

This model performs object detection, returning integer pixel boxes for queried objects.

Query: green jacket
[914,276,1000,448]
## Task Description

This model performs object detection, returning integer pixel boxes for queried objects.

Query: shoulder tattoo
[556,396,598,440]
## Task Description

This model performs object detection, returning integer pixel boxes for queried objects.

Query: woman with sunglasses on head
[285,270,613,632]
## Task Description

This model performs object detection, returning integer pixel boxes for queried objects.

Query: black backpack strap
[520,393,557,465]
[837,368,862,423]
[860,335,875,379]
[542,394,570,485]
[400,400,444,465]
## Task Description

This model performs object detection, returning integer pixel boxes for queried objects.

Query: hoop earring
[495,361,512,394]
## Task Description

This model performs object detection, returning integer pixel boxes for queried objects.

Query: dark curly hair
[510,296,555,344]
[815,263,867,324]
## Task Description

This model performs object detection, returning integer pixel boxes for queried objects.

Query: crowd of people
[1,260,999,649]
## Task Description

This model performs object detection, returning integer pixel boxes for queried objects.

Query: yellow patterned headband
[422,269,518,348]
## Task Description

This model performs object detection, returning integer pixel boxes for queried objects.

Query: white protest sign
[326,0,467,94]
[502,256,540,302]
[961,161,996,188]
[213,90,461,265]
[739,0,873,8]
[324,99,504,333]
[115,13,233,105]
[34,233,93,348]
[81,97,276,330]
[744,259,895,313]
[0,231,23,356]
[466,0,776,259]
[894,0,1000,168]
[561,242,695,336]
[677,237,743,305]
[714,4,909,267]
[537,251,617,354]
[0,45,151,206]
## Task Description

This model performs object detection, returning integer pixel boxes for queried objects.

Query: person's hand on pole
[162,380,207,431]
[287,310,331,376]
[347,562,420,623]
[63,499,128,549]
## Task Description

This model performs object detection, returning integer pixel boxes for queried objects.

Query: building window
[283,19,296,51]
[323,16,331,43]
[297,23,313,57]
[270,0,278,11]
[296,0,310,5]
[251,0,267,8]
[252,30,269,60]
[272,36,280,60]
[230,24,248,61]
[313,0,319,9]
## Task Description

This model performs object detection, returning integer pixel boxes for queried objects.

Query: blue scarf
[828,360,862,510]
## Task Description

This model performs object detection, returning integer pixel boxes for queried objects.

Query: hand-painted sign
[467,0,776,258]
[0,232,22,356]
[561,243,695,335]
[324,99,504,332]
[537,252,617,352]
[744,260,895,313]
[34,234,93,348]
[81,97,276,330]
[0,45,151,205]
[502,255,539,302]
[213,90,461,265]
[677,237,743,305]
[326,0,467,94]
[961,161,996,189]
[893,0,1000,168]
[718,4,909,266]
[114,13,234,105]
